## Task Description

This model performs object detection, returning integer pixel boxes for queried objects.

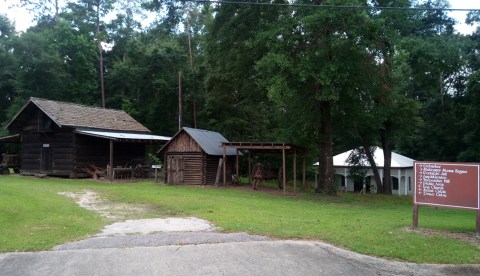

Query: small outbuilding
[159,127,237,185]
[1,97,170,178]
[325,147,415,195]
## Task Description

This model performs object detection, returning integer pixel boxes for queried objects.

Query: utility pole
[186,11,197,128]
[178,71,183,130]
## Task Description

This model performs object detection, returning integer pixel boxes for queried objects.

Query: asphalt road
[1,232,479,276]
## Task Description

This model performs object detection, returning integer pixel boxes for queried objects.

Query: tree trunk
[381,125,393,195]
[96,3,105,108]
[362,145,384,194]
[315,100,336,195]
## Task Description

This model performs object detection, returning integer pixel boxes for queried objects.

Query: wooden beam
[282,148,286,195]
[293,150,297,192]
[222,145,227,186]
[248,151,251,185]
[109,140,113,181]
[215,158,223,187]
[236,149,239,178]
[413,204,419,228]
[303,152,306,191]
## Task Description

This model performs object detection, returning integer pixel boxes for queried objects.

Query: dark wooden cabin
[2,97,170,178]
[159,127,237,185]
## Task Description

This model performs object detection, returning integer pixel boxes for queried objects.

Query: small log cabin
[1,97,170,178]
[159,127,238,185]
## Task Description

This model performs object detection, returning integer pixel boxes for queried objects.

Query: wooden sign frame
[413,161,480,237]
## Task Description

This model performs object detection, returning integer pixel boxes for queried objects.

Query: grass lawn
[0,175,479,264]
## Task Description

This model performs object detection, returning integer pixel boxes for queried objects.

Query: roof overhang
[0,134,21,143]
[75,129,171,143]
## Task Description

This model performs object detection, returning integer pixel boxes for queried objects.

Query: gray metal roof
[183,127,237,156]
[76,129,171,143]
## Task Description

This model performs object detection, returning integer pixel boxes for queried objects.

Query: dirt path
[58,190,217,236]
[58,190,154,221]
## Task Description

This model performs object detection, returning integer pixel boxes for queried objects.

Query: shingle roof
[6,97,150,133]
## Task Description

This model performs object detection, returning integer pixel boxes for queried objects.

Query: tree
[8,18,98,108]
[203,1,282,140]
[64,0,115,108]
[0,14,16,147]
[458,11,480,161]
[255,0,386,195]
[16,0,64,19]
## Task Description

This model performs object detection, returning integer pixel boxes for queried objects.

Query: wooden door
[167,156,184,184]
[41,146,52,172]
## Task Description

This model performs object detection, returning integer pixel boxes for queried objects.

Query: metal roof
[183,127,237,156]
[76,129,171,143]
[0,134,21,143]
[314,147,415,168]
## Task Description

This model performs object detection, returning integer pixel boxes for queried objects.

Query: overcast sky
[0,0,479,33]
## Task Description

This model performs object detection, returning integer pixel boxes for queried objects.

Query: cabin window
[42,115,53,130]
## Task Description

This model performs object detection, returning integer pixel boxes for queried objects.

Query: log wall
[21,130,75,176]
[163,131,235,185]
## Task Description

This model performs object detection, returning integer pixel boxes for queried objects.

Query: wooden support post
[248,151,251,185]
[477,210,480,238]
[236,149,239,179]
[293,150,297,192]
[215,158,223,187]
[222,146,227,186]
[109,140,114,181]
[413,204,419,228]
[282,147,286,195]
[302,153,306,191]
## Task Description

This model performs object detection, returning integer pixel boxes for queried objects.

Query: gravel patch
[56,190,269,251]
[98,217,216,236]
[53,232,270,251]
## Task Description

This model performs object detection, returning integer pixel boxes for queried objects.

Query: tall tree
[0,14,16,135]
[255,0,384,195]
[64,0,115,108]
[458,11,480,161]
[203,1,283,140]
[9,18,98,106]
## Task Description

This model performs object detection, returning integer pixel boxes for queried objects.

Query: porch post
[293,149,297,192]
[282,147,286,195]
[302,152,306,191]
[236,148,239,178]
[223,145,227,186]
[398,169,401,196]
[109,140,114,181]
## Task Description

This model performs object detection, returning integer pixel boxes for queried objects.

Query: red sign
[414,162,480,210]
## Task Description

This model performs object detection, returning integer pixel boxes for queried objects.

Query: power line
[187,0,480,12]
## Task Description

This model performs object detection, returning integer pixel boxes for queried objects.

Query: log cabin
[1,97,170,178]
[159,127,238,185]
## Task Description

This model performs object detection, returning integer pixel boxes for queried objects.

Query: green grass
[0,175,478,264]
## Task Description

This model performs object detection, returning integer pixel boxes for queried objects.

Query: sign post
[413,162,480,237]
[152,164,162,183]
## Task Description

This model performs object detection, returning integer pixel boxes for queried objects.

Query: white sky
[0,0,479,33]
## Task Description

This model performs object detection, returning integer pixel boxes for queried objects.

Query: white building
[316,147,415,195]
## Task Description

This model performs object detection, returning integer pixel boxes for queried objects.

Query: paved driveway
[1,232,479,276]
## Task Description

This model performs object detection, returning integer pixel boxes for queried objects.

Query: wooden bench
[82,164,107,180]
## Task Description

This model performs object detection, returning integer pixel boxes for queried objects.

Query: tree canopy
[0,1,478,194]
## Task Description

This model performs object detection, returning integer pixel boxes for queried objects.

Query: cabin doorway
[41,145,52,172]
[167,155,184,184]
